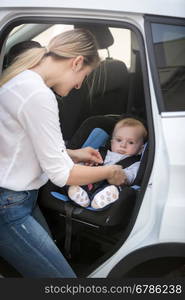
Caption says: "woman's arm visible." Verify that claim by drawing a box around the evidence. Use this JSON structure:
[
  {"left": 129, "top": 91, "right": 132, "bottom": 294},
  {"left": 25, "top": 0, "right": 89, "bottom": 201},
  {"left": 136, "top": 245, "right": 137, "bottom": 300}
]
[
  {"left": 67, "top": 147, "right": 103, "bottom": 164},
  {"left": 66, "top": 164, "right": 126, "bottom": 186}
]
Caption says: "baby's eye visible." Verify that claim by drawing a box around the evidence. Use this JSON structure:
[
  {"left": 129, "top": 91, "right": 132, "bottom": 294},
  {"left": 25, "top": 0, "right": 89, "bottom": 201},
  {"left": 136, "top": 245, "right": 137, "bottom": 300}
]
[
  {"left": 116, "top": 138, "right": 122, "bottom": 143},
  {"left": 129, "top": 141, "right": 134, "bottom": 145}
]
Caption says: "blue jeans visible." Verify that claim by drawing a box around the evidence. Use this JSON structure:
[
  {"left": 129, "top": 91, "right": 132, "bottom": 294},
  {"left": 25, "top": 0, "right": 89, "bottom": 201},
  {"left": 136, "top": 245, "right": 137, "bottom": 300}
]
[
  {"left": 82, "top": 128, "right": 109, "bottom": 149},
  {"left": 0, "top": 187, "right": 76, "bottom": 278}
]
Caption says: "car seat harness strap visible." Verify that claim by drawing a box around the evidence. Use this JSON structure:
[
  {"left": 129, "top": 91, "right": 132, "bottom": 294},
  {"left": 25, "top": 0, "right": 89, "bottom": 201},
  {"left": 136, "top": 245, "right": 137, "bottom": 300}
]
[{"left": 64, "top": 202, "right": 74, "bottom": 259}]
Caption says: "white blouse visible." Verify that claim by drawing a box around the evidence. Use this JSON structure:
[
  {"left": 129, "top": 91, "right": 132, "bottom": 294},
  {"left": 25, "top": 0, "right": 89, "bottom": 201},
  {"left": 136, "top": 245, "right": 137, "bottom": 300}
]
[{"left": 0, "top": 70, "right": 74, "bottom": 191}]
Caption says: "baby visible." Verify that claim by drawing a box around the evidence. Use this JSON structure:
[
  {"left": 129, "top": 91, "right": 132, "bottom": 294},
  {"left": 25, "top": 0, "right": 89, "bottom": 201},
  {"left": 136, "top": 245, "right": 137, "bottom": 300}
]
[{"left": 68, "top": 117, "right": 147, "bottom": 209}]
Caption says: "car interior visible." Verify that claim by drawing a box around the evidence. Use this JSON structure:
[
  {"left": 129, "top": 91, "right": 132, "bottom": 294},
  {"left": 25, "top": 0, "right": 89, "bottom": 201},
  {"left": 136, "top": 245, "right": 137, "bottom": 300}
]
[{"left": 0, "top": 20, "right": 151, "bottom": 277}]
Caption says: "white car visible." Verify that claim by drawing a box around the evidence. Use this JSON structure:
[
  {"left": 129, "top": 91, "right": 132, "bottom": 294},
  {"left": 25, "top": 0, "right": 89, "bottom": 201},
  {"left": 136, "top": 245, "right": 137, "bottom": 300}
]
[{"left": 0, "top": 0, "right": 185, "bottom": 278}]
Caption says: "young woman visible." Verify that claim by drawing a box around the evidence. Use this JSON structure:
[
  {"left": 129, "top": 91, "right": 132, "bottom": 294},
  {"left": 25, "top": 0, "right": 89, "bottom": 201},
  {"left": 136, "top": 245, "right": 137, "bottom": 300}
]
[{"left": 0, "top": 29, "right": 125, "bottom": 277}]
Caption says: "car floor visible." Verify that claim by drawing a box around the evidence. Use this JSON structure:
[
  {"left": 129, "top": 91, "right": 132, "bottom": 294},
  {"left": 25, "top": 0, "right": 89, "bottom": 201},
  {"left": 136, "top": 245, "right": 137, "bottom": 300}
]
[{"left": 55, "top": 223, "right": 124, "bottom": 277}]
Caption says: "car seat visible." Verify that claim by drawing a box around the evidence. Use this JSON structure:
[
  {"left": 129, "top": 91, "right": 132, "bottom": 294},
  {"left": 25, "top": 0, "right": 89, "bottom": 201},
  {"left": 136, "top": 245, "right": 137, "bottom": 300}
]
[
  {"left": 38, "top": 114, "right": 148, "bottom": 257},
  {"left": 57, "top": 24, "right": 129, "bottom": 141}
]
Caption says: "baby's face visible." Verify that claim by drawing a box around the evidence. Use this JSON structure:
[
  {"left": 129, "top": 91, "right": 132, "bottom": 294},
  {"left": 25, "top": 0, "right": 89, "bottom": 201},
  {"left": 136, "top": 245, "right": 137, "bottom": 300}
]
[{"left": 111, "top": 125, "right": 144, "bottom": 155}]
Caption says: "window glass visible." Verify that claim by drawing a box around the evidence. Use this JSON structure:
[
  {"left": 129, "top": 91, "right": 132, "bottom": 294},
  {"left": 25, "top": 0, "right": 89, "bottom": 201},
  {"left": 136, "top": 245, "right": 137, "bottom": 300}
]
[
  {"left": 34, "top": 26, "right": 131, "bottom": 69},
  {"left": 32, "top": 24, "right": 73, "bottom": 44},
  {"left": 99, "top": 28, "right": 131, "bottom": 68},
  {"left": 151, "top": 23, "right": 185, "bottom": 111}
]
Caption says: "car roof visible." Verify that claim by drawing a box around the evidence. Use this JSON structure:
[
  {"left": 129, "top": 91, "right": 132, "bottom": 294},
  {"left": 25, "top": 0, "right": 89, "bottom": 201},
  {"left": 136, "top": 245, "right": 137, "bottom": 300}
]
[{"left": 1, "top": 0, "right": 185, "bottom": 19}]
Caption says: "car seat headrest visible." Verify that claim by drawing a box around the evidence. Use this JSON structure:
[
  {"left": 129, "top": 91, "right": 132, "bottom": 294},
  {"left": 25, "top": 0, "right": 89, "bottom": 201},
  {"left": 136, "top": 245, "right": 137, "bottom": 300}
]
[
  {"left": 74, "top": 24, "right": 114, "bottom": 49},
  {"left": 87, "top": 59, "right": 128, "bottom": 94}
]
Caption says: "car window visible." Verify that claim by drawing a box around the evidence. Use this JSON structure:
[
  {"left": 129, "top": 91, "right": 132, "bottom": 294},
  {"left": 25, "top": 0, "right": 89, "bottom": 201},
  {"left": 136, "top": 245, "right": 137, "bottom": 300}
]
[
  {"left": 5, "top": 24, "right": 131, "bottom": 69},
  {"left": 151, "top": 22, "right": 185, "bottom": 112},
  {"left": 33, "top": 25, "right": 131, "bottom": 69},
  {"left": 32, "top": 24, "right": 73, "bottom": 45},
  {"left": 99, "top": 27, "right": 131, "bottom": 68}
]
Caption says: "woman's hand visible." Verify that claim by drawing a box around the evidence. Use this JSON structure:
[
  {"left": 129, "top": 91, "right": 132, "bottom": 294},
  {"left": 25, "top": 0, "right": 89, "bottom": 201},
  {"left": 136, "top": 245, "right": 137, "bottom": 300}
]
[
  {"left": 107, "top": 165, "right": 128, "bottom": 186},
  {"left": 67, "top": 147, "right": 103, "bottom": 165},
  {"left": 66, "top": 164, "right": 127, "bottom": 186}
]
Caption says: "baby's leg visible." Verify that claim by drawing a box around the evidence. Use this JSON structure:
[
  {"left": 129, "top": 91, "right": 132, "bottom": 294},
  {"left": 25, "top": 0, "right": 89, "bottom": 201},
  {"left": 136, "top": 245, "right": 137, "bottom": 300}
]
[
  {"left": 68, "top": 185, "right": 90, "bottom": 207},
  {"left": 91, "top": 185, "right": 119, "bottom": 209}
]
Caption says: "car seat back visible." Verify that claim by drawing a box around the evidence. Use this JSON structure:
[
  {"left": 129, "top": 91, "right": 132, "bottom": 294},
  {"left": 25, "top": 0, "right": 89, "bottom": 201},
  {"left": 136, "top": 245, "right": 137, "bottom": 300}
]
[
  {"left": 57, "top": 24, "right": 130, "bottom": 141},
  {"left": 87, "top": 58, "right": 129, "bottom": 116}
]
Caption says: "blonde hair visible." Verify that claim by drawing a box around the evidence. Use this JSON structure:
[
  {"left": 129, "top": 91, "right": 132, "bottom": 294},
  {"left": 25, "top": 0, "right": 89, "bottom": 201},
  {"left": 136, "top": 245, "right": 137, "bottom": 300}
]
[
  {"left": 113, "top": 117, "right": 148, "bottom": 142},
  {"left": 0, "top": 28, "right": 100, "bottom": 87}
]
